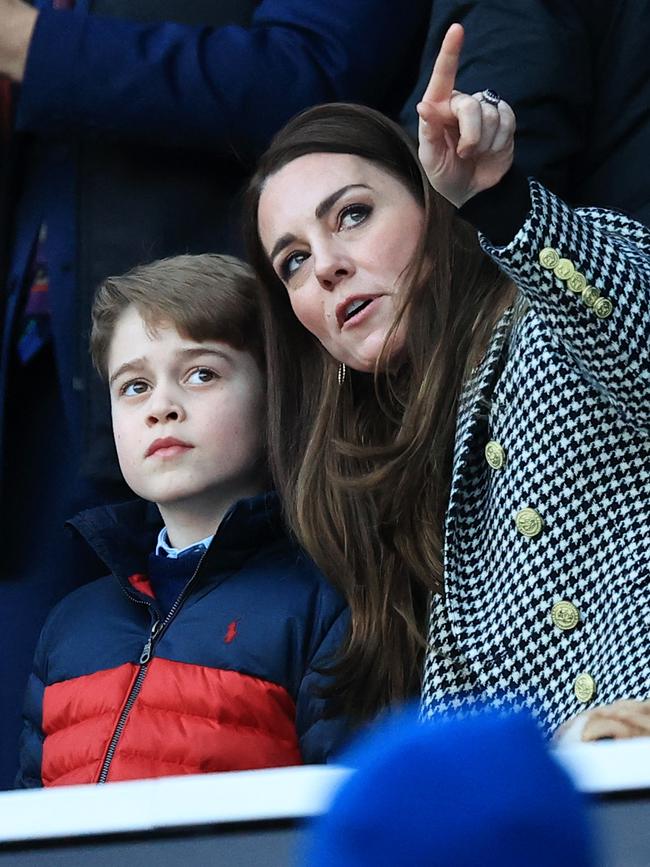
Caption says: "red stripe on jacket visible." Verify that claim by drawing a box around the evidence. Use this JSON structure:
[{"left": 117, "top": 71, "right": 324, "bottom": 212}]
[
  {"left": 42, "top": 658, "right": 302, "bottom": 786},
  {"left": 127, "top": 572, "right": 155, "bottom": 599}
]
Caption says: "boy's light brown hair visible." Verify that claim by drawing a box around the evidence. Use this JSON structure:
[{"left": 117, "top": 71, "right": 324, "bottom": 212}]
[{"left": 91, "top": 253, "right": 265, "bottom": 380}]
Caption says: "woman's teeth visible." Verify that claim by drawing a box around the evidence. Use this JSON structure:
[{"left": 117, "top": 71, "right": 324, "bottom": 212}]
[{"left": 344, "top": 298, "right": 372, "bottom": 321}]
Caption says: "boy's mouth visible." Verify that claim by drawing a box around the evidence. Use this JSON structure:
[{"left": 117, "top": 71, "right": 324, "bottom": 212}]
[{"left": 145, "top": 437, "right": 194, "bottom": 458}]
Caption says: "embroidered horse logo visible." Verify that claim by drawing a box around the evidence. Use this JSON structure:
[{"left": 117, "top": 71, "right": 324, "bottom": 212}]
[{"left": 224, "top": 619, "right": 240, "bottom": 644}]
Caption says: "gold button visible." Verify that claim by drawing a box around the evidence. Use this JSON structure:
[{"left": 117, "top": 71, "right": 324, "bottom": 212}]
[
  {"left": 485, "top": 440, "right": 506, "bottom": 470},
  {"left": 515, "top": 507, "right": 544, "bottom": 538},
  {"left": 574, "top": 673, "right": 596, "bottom": 703},
  {"left": 551, "top": 600, "right": 580, "bottom": 631},
  {"left": 593, "top": 297, "right": 613, "bottom": 319},
  {"left": 554, "top": 258, "right": 574, "bottom": 281},
  {"left": 581, "top": 285, "right": 600, "bottom": 308},
  {"left": 539, "top": 247, "right": 560, "bottom": 269},
  {"left": 567, "top": 271, "right": 587, "bottom": 293}
]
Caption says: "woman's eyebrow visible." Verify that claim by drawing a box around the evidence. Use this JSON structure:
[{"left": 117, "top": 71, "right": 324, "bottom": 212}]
[
  {"left": 270, "top": 183, "right": 372, "bottom": 263},
  {"left": 314, "top": 184, "right": 370, "bottom": 219},
  {"left": 271, "top": 232, "right": 296, "bottom": 262}
]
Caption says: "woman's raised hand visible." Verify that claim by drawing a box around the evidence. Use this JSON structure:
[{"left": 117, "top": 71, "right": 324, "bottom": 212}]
[{"left": 416, "top": 24, "right": 516, "bottom": 208}]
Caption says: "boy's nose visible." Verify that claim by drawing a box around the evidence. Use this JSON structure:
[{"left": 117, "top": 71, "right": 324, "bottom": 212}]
[{"left": 146, "top": 397, "right": 186, "bottom": 426}]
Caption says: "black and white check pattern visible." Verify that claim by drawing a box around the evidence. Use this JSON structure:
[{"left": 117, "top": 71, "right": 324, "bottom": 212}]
[{"left": 421, "top": 181, "right": 650, "bottom": 736}]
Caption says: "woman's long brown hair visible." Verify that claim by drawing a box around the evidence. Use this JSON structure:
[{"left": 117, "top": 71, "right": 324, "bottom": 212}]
[{"left": 244, "top": 104, "right": 512, "bottom": 722}]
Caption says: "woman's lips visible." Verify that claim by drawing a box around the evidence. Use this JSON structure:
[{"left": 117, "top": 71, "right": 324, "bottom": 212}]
[{"left": 338, "top": 295, "right": 382, "bottom": 330}]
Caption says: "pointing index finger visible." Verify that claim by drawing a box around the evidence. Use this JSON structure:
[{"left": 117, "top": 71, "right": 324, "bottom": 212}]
[{"left": 422, "top": 23, "right": 464, "bottom": 105}]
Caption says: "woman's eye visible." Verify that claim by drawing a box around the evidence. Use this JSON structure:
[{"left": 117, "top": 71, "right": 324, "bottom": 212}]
[
  {"left": 339, "top": 204, "right": 371, "bottom": 230},
  {"left": 281, "top": 250, "right": 309, "bottom": 281},
  {"left": 187, "top": 367, "right": 217, "bottom": 385},
  {"left": 121, "top": 380, "right": 149, "bottom": 396}
]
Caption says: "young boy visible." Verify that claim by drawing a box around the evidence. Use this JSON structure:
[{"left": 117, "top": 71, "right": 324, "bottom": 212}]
[{"left": 17, "top": 254, "right": 350, "bottom": 787}]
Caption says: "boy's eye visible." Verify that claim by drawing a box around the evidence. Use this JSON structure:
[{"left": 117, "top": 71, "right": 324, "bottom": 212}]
[
  {"left": 121, "top": 380, "right": 149, "bottom": 396},
  {"left": 186, "top": 367, "right": 217, "bottom": 385},
  {"left": 281, "top": 250, "right": 310, "bottom": 281},
  {"left": 339, "top": 204, "right": 371, "bottom": 230}
]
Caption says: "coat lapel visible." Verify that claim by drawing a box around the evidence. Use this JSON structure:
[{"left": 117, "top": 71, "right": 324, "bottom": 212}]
[{"left": 445, "top": 302, "right": 519, "bottom": 538}]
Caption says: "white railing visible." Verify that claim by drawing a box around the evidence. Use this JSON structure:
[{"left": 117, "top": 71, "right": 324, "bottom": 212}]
[{"left": 0, "top": 737, "right": 648, "bottom": 845}]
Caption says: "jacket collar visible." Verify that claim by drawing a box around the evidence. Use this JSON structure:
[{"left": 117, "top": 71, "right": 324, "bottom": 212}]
[{"left": 67, "top": 491, "right": 284, "bottom": 587}]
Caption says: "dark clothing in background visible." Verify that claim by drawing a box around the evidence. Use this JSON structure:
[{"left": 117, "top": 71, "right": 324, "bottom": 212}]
[
  {"left": 0, "top": 0, "right": 429, "bottom": 789},
  {"left": 8, "top": 0, "right": 429, "bottom": 491},
  {"left": 402, "top": 0, "right": 650, "bottom": 225}
]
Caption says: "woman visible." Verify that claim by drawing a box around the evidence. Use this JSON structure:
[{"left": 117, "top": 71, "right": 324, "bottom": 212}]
[{"left": 245, "top": 25, "right": 649, "bottom": 740}]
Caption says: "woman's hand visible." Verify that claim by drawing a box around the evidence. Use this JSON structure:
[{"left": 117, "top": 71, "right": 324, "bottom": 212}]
[
  {"left": 580, "top": 699, "right": 650, "bottom": 741},
  {"left": 556, "top": 699, "right": 650, "bottom": 744},
  {"left": 416, "top": 23, "right": 516, "bottom": 209}
]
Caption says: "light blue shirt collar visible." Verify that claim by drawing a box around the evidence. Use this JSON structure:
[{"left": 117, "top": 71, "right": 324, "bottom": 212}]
[{"left": 155, "top": 527, "right": 213, "bottom": 559}]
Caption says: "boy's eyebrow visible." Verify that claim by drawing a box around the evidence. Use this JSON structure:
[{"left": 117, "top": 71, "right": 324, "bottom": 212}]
[
  {"left": 270, "top": 183, "right": 371, "bottom": 262},
  {"left": 108, "top": 347, "right": 234, "bottom": 386},
  {"left": 109, "top": 357, "right": 146, "bottom": 387},
  {"left": 178, "top": 347, "right": 234, "bottom": 365}
]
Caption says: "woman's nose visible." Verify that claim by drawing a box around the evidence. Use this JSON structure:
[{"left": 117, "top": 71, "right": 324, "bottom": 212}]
[{"left": 313, "top": 244, "right": 355, "bottom": 290}]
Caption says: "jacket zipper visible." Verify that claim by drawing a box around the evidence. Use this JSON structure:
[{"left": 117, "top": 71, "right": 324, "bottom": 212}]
[
  {"left": 96, "top": 550, "right": 208, "bottom": 784},
  {"left": 97, "top": 618, "right": 160, "bottom": 784}
]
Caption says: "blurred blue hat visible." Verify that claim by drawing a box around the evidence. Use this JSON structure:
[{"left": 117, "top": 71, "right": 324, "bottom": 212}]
[{"left": 306, "top": 710, "right": 594, "bottom": 867}]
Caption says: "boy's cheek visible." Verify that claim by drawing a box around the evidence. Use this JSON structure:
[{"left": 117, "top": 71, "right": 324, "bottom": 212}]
[
  {"left": 110, "top": 404, "right": 124, "bottom": 444},
  {"left": 112, "top": 424, "right": 139, "bottom": 482}
]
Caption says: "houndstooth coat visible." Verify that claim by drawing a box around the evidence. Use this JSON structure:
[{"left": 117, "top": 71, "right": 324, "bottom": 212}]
[{"left": 421, "top": 180, "right": 650, "bottom": 736}]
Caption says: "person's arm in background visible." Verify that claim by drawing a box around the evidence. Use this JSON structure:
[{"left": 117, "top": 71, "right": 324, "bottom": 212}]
[
  {"left": 0, "top": 0, "right": 36, "bottom": 82},
  {"left": 0, "top": 77, "right": 16, "bottom": 328},
  {"left": 0, "top": 0, "right": 430, "bottom": 158},
  {"left": 401, "top": 0, "right": 594, "bottom": 203}
]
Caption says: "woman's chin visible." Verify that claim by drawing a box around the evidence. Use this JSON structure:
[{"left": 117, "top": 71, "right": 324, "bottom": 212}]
[
  {"left": 346, "top": 357, "right": 378, "bottom": 374},
  {"left": 339, "top": 333, "right": 407, "bottom": 375}
]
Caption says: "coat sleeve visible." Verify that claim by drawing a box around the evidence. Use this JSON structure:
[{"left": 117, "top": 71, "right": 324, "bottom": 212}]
[
  {"left": 479, "top": 178, "right": 650, "bottom": 434},
  {"left": 14, "top": 628, "right": 49, "bottom": 789},
  {"left": 16, "top": 0, "right": 429, "bottom": 157},
  {"left": 295, "top": 605, "right": 352, "bottom": 765}
]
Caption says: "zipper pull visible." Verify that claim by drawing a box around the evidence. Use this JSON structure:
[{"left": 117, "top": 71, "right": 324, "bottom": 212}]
[{"left": 139, "top": 619, "right": 160, "bottom": 665}]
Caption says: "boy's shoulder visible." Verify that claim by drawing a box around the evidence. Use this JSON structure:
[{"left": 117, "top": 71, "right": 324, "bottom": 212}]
[
  {"left": 42, "top": 572, "right": 127, "bottom": 633},
  {"left": 238, "top": 531, "right": 347, "bottom": 618},
  {"left": 201, "top": 491, "right": 346, "bottom": 606},
  {"left": 32, "top": 573, "right": 129, "bottom": 682}
]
